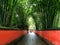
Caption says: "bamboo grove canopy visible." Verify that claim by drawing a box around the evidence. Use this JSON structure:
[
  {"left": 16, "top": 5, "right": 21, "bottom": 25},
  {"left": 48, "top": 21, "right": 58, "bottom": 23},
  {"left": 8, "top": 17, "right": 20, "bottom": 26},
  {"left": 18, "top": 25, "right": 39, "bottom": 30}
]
[{"left": 0, "top": 0, "right": 60, "bottom": 30}]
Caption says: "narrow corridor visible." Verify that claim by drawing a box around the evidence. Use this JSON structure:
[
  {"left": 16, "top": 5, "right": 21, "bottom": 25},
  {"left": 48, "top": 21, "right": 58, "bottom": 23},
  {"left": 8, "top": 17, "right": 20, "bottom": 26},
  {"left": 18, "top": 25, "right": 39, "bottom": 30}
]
[{"left": 16, "top": 32, "right": 53, "bottom": 45}]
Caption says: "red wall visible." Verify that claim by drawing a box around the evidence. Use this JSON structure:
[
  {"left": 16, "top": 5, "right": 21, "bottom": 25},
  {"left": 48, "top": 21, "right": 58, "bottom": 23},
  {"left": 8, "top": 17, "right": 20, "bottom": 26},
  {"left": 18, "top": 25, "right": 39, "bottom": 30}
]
[
  {"left": 1, "top": 30, "right": 60, "bottom": 45},
  {"left": 0, "top": 30, "right": 27, "bottom": 45},
  {"left": 36, "top": 30, "right": 60, "bottom": 45}
]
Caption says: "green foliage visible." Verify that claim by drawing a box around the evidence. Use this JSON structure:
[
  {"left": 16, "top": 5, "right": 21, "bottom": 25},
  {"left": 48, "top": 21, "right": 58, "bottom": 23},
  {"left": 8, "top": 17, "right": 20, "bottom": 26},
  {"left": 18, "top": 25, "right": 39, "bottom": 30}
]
[{"left": 0, "top": 0, "right": 60, "bottom": 30}]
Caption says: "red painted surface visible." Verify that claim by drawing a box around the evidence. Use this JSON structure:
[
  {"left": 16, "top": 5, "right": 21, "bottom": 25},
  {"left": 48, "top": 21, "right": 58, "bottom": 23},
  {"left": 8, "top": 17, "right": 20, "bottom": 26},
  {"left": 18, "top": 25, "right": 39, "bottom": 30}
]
[
  {"left": 0, "top": 30, "right": 27, "bottom": 45},
  {"left": 36, "top": 30, "right": 60, "bottom": 45}
]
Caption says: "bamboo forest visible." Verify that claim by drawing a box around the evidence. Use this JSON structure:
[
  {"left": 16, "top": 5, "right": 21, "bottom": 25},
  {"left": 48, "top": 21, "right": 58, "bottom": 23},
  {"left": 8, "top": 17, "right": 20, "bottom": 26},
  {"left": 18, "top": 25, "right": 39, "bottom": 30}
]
[{"left": 0, "top": 0, "right": 60, "bottom": 30}]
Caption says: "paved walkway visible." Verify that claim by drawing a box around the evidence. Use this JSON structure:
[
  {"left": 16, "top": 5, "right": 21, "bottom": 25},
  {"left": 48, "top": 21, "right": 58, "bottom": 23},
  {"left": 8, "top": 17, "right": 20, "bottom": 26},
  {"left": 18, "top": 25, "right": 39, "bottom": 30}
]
[{"left": 16, "top": 32, "right": 53, "bottom": 45}]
